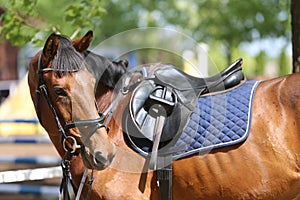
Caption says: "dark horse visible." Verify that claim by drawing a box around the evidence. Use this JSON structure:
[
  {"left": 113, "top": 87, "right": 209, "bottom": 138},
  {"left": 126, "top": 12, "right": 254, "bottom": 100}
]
[{"left": 28, "top": 31, "right": 300, "bottom": 199}]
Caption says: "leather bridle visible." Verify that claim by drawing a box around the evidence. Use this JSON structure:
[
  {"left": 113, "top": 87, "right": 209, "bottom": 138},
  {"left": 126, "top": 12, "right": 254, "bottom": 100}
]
[
  {"left": 36, "top": 52, "right": 110, "bottom": 199},
  {"left": 35, "top": 51, "right": 124, "bottom": 199},
  {"left": 35, "top": 53, "right": 107, "bottom": 153}
]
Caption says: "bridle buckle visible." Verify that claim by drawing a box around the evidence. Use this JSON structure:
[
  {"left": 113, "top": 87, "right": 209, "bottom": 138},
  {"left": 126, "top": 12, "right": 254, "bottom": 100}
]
[{"left": 63, "top": 136, "right": 81, "bottom": 153}]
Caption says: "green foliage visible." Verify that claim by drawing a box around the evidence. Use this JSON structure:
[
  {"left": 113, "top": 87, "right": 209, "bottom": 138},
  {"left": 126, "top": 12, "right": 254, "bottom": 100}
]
[
  {"left": 278, "top": 48, "right": 291, "bottom": 75},
  {"left": 99, "top": 0, "right": 290, "bottom": 43},
  {"left": 97, "top": 0, "right": 290, "bottom": 65},
  {"left": 0, "top": 0, "right": 39, "bottom": 45},
  {"left": 255, "top": 51, "right": 267, "bottom": 75},
  {"left": 64, "top": 0, "right": 107, "bottom": 37},
  {"left": 0, "top": 0, "right": 108, "bottom": 46}
]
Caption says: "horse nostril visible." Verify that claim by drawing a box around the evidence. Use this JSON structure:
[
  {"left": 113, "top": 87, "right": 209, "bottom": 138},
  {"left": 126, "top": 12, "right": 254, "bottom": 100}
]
[{"left": 94, "top": 151, "right": 106, "bottom": 165}]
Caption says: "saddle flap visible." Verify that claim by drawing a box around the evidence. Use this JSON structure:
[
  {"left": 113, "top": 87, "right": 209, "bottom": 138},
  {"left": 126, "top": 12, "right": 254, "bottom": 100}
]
[{"left": 129, "top": 79, "right": 189, "bottom": 143}]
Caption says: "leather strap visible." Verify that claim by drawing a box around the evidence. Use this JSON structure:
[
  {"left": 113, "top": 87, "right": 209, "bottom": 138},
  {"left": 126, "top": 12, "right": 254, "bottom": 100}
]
[
  {"left": 75, "top": 169, "right": 89, "bottom": 200},
  {"left": 157, "top": 156, "right": 172, "bottom": 200},
  {"left": 59, "top": 152, "right": 75, "bottom": 200},
  {"left": 149, "top": 113, "right": 165, "bottom": 170},
  {"left": 86, "top": 169, "right": 94, "bottom": 199}
]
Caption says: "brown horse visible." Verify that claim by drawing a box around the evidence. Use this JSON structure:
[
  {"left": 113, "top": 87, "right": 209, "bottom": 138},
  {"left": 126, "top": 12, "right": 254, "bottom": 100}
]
[{"left": 28, "top": 31, "right": 300, "bottom": 200}]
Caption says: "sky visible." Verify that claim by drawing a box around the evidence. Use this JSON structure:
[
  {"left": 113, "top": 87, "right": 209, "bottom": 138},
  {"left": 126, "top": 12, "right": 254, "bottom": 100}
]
[{"left": 240, "top": 37, "right": 292, "bottom": 57}]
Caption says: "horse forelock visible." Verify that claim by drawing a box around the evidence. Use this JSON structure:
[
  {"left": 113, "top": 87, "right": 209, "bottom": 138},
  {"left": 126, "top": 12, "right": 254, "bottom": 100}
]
[{"left": 51, "top": 35, "right": 85, "bottom": 73}]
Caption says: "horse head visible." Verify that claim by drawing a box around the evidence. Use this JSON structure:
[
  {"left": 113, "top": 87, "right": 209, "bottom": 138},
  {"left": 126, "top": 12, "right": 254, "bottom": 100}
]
[
  {"left": 28, "top": 32, "right": 116, "bottom": 170},
  {"left": 73, "top": 31, "right": 128, "bottom": 116}
]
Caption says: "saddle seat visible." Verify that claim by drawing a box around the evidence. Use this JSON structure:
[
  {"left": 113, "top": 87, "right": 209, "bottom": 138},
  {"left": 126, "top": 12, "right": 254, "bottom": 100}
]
[
  {"left": 123, "top": 58, "right": 245, "bottom": 155},
  {"left": 154, "top": 58, "right": 244, "bottom": 95}
]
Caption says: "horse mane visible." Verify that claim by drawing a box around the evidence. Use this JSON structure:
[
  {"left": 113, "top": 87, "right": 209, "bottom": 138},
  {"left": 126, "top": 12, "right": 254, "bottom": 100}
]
[
  {"left": 48, "top": 34, "right": 127, "bottom": 88},
  {"left": 51, "top": 35, "right": 85, "bottom": 72},
  {"left": 83, "top": 50, "right": 128, "bottom": 88}
]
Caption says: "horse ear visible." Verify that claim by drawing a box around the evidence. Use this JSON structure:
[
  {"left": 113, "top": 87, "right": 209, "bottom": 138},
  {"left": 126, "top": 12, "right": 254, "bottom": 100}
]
[
  {"left": 73, "top": 30, "right": 93, "bottom": 53},
  {"left": 41, "top": 33, "right": 60, "bottom": 69}
]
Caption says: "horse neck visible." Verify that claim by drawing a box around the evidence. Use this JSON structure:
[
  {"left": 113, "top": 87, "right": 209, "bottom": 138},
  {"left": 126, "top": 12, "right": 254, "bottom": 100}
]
[
  {"left": 95, "top": 83, "right": 115, "bottom": 112},
  {"left": 95, "top": 83, "right": 132, "bottom": 150}
]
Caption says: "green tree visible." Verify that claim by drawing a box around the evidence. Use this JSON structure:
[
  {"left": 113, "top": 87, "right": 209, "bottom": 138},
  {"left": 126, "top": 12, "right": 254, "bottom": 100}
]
[
  {"left": 0, "top": 0, "right": 107, "bottom": 46},
  {"left": 291, "top": 0, "right": 300, "bottom": 72},
  {"left": 0, "top": 0, "right": 291, "bottom": 67},
  {"left": 278, "top": 48, "right": 290, "bottom": 75},
  {"left": 99, "top": 0, "right": 290, "bottom": 65},
  {"left": 255, "top": 51, "right": 267, "bottom": 75}
]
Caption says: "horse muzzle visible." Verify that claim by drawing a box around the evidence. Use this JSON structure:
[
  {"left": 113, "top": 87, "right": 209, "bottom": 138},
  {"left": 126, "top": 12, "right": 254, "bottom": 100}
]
[{"left": 81, "top": 144, "right": 116, "bottom": 170}]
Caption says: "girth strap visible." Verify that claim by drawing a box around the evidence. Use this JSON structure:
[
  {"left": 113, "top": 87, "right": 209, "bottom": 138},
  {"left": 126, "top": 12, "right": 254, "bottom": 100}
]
[{"left": 157, "top": 156, "right": 172, "bottom": 200}]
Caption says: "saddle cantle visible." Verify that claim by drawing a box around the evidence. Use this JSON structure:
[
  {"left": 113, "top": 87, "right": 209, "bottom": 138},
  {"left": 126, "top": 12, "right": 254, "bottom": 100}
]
[
  {"left": 122, "top": 58, "right": 245, "bottom": 154},
  {"left": 154, "top": 58, "right": 244, "bottom": 97}
]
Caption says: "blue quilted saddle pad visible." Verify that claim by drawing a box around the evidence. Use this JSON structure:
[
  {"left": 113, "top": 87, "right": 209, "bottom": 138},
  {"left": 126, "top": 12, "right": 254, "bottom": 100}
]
[{"left": 168, "top": 80, "right": 260, "bottom": 160}]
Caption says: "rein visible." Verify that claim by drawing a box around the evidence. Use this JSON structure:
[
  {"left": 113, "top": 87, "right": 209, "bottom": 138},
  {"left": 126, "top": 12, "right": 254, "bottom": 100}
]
[{"left": 35, "top": 53, "right": 107, "bottom": 199}]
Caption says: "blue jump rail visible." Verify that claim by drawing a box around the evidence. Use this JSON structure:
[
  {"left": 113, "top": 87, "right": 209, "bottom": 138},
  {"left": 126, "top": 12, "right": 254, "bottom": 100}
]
[
  {"left": 0, "top": 137, "right": 51, "bottom": 144},
  {"left": 0, "top": 156, "right": 61, "bottom": 165},
  {"left": 0, "top": 119, "right": 39, "bottom": 123},
  {"left": 0, "top": 184, "right": 59, "bottom": 196}
]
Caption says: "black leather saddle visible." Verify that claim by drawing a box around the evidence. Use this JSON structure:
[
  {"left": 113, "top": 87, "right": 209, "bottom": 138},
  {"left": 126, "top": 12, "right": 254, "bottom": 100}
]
[{"left": 123, "top": 58, "right": 245, "bottom": 154}]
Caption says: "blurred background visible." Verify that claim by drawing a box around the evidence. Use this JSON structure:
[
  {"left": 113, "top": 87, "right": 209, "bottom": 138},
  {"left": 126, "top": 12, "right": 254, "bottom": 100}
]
[{"left": 0, "top": 0, "right": 298, "bottom": 199}]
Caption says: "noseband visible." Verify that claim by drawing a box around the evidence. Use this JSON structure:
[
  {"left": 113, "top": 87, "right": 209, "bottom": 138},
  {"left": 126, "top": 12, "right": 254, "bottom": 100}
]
[{"left": 35, "top": 53, "right": 106, "bottom": 153}]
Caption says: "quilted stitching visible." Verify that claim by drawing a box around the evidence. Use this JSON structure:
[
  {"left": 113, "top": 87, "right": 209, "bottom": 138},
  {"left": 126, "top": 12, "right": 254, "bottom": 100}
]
[{"left": 172, "top": 80, "right": 260, "bottom": 160}]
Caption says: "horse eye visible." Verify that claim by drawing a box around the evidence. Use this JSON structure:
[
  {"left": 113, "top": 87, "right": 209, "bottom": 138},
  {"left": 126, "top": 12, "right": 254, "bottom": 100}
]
[{"left": 54, "top": 88, "right": 68, "bottom": 97}]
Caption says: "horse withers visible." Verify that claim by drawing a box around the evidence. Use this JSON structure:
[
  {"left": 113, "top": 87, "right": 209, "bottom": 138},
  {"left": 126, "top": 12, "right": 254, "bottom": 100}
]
[{"left": 28, "top": 31, "right": 300, "bottom": 200}]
